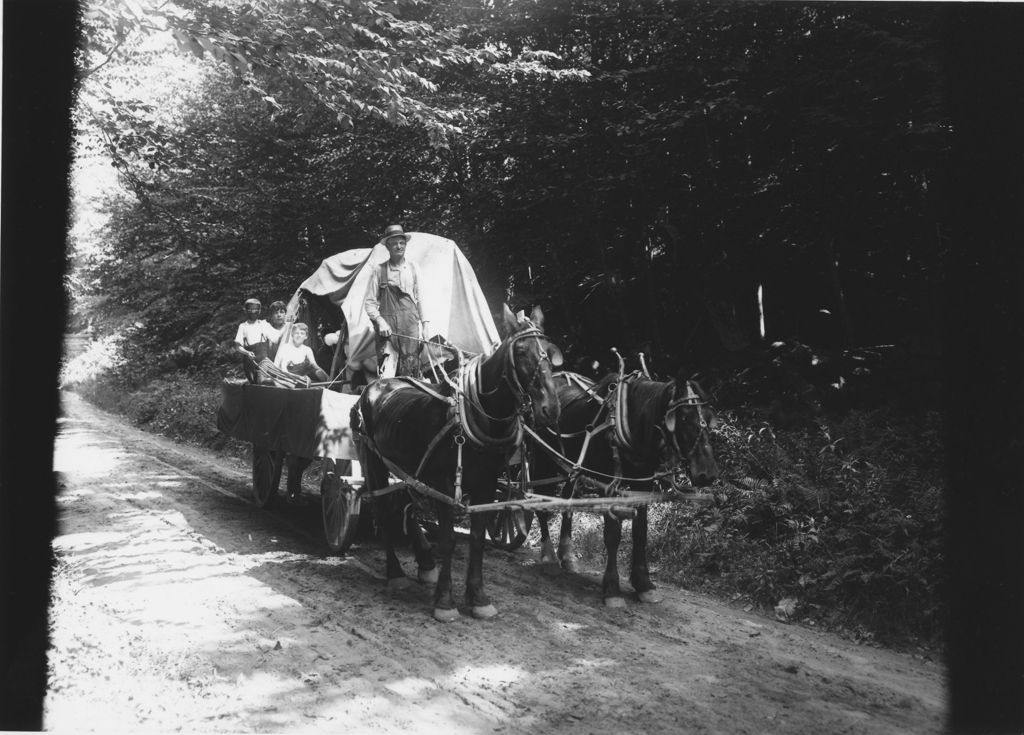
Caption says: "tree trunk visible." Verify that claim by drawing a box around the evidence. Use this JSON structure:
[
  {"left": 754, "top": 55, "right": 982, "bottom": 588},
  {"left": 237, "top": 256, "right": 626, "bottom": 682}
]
[{"left": 826, "top": 238, "right": 854, "bottom": 347}]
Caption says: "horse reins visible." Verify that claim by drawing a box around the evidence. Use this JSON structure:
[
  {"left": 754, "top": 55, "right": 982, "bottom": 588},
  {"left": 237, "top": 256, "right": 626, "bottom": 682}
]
[
  {"left": 357, "top": 323, "right": 557, "bottom": 507},
  {"left": 524, "top": 374, "right": 711, "bottom": 493},
  {"left": 461, "top": 325, "right": 556, "bottom": 429}
]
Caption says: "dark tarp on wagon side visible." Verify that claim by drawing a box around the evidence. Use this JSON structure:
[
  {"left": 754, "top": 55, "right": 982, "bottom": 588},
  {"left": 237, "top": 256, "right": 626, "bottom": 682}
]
[{"left": 217, "top": 381, "right": 361, "bottom": 460}]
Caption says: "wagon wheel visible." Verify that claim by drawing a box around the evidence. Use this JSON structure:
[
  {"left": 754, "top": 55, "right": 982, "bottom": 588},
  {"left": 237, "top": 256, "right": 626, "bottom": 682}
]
[
  {"left": 321, "top": 459, "right": 361, "bottom": 554},
  {"left": 486, "top": 477, "right": 534, "bottom": 550},
  {"left": 252, "top": 446, "right": 283, "bottom": 509}
]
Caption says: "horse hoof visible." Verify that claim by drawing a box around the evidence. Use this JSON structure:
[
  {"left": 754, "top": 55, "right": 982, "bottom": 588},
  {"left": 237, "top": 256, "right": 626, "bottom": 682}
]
[
  {"left": 604, "top": 596, "right": 627, "bottom": 609},
  {"left": 433, "top": 607, "right": 460, "bottom": 623},
  {"left": 471, "top": 604, "right": 498, "bottom": 619},
  {"left": 387, "top": 577, "right": 411, "bottom": 592},
  {"left": 418, "top": 567, "right": 439, "bottom": 585},
  {"left": 638, "top": 590, "right": 663, "bottom": 604},
  {"left": 539, "top": 542, "right": 557, "bottom": 565}
]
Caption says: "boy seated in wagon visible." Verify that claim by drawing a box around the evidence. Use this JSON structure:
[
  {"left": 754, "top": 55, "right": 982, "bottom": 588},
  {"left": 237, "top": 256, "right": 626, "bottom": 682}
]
[
  {"left": 274, "top": 321, "right": 329, "bottom": 385},
  {"left": 266, "top": 300, "right": 289, "bottom": 360},
  {"left": 232, "top": 298, "right": 281, "bottom": 384}
]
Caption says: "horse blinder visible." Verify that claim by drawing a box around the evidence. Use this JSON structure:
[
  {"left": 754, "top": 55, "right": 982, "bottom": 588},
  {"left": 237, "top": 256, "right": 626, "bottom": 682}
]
[
  {"left": 662, "top": 382, "right": 714, "bottom": 461},
  {"left": 543, "top": 340, "right": 564, "bottom": 368},
  {"left": 509, "top": 329, "right": 560, "bottom": 392}
]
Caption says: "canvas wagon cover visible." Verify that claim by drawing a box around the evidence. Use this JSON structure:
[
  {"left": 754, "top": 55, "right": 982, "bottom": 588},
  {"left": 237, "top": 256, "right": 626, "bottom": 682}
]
[{"left": 291, "top": 232, "right": 500, "bottom": 373}]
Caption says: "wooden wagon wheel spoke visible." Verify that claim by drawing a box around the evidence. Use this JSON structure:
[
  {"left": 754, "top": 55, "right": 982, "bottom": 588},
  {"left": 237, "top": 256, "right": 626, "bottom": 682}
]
[
  {"left": 252, "top": 446, "right": 282, "bottom": 509},
  {"left": 486, "top": 471, "right": 533, "bottom": 550},
  {"left": 321, "top": 459, "right": 361, "bottom": 554}
]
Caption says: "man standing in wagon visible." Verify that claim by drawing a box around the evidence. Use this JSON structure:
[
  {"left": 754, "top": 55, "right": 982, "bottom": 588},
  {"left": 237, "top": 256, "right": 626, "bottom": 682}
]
[{"left": 364, "top": 224, "right": 430, "bottom": 378}]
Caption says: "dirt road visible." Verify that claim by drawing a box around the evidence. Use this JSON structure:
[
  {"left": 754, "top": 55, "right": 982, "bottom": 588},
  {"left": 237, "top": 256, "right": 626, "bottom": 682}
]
[{"left": 46, "top": 392, "right": 946, "bottom": 733}]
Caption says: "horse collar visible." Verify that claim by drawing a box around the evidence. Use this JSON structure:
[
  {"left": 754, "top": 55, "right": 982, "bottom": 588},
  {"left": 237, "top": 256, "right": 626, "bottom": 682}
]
[
  {"left": 612, "top": 379, "right": 634, "bottom": 452},
  {"left": 457, "top": 354, "right": 524, "bottom": 448}
]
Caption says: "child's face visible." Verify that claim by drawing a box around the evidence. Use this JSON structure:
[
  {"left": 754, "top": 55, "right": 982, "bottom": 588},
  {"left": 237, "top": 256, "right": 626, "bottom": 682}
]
[
  {"left": 291, "top": 328, "right": 308, "bottom": 346},
  {"left": 270, "top": 308, "right": 287, "bottom": 328},
  {"left": 244, "top": 304, "right": 261, "bottom": 321}
]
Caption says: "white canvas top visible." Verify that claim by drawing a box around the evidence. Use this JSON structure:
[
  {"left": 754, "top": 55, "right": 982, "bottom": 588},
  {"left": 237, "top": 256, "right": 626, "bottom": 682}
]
[{"left": 289, "top": 232, "right": 500, "bottom": 374}]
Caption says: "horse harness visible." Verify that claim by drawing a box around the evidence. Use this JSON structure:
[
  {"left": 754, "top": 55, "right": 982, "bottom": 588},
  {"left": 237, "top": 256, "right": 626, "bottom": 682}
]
[
  {"left": 524, "top": 371, "right": 707, "bottom": 492},
  {"left": 357, "top": 325, "right": 556, "bottom": 508}
]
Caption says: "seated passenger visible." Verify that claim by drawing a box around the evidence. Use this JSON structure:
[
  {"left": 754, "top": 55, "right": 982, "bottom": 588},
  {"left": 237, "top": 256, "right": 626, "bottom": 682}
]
[
  {"left": 266, "top": 300, "right": 288, "bottom": 360},
  {"left": 274, "top": 322, "right": 329, "bottom": 385},
  {"left": 233, "top": 298, "right": 278, "bottom": 383}
]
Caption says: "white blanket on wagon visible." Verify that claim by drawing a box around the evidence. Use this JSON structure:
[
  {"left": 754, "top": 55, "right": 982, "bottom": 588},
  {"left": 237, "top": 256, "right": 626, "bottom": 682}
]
[{"left": 317, "top": 390, "right": 361, "bottom": 461}]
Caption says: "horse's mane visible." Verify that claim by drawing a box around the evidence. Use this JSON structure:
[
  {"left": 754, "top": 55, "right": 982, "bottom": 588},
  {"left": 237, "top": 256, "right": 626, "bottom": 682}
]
[
  {"left": 624, "top": 376, "right": 675, "bottom": 422},
  {"left": 595, "top": 372, "right": 674, "bottom": 408},
  {"left": 619, "top": 376, "right": 676, "bottom": 466},
  {"left": 628, "top": 376, "right": 674, "bottom": 407}
]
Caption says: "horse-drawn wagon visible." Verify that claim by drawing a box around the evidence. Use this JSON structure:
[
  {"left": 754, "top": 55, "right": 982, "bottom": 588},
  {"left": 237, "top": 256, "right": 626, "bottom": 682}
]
[
  {"left": 217, "top": 232, "right": 720, "bottom": 616},
  {"left": 216, "top": 232, "right": 507, "bottom": 553}
]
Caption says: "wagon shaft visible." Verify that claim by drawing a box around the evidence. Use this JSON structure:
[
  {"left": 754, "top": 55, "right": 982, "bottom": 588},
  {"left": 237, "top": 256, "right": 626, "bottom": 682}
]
[{"left": 475, "top": 490, "right": 713, "bottom": 514}]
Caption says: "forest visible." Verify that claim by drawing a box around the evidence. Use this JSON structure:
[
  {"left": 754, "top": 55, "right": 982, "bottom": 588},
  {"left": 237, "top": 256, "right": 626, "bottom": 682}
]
[{"left": 63, "top": 0, "right": 954, "bottom": 649}]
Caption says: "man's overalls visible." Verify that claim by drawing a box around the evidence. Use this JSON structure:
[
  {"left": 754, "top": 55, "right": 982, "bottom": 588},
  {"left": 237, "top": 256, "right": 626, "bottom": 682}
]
[
  {"left": 244, "top": 335, "right": 272, "bottom": 384},
  {"left": 375, "top": 262, "right": 423, "bottom": 379}
]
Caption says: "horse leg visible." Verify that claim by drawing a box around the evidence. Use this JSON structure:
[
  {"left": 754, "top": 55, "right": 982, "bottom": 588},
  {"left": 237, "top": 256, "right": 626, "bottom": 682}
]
[
  {"left": 602, "top": 513, "right": 626, "bottom": 607},
  {"left": 380, "top": 496, "right": 412, "bottom": 592},
  {"left": 630, "top": 505, "right": 661, "bottom": 603},
  {"left": 409, "top": 517, "right": 438, "bottom": 585},
  {"left": 557, "top": 479, "right": 577, "bottom": 571},
  {"left": 466, "top": 508, "right": 497, "bottom": 619},
  {"left": 536, "top": 510, "right": 558, "bottom": 565},
  {"left": 432, "top": 504, "right": 459, "bottom": 622},
  {"left": 360, "top": 454, "right": 408, "bottom": 592},
  {"left": 557, "top": 511, "right": 577, "bottom": 572}
]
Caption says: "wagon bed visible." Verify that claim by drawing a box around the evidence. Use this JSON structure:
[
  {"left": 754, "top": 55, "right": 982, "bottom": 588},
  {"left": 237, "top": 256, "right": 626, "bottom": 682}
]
[
  {"left": 216, "top": 380, "right": 360, "bottom": 464},
  {"left": 217, "top": 378, "right": 714, "bottom": 553}
]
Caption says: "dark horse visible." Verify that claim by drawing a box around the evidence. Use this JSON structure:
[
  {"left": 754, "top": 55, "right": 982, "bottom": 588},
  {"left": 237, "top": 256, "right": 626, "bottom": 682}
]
[
  {"left": 352, "top": 305, "right": 561, "bottom": 621},
  {"left": 529, "top": 370, "right": 719, "bottom": 606}
]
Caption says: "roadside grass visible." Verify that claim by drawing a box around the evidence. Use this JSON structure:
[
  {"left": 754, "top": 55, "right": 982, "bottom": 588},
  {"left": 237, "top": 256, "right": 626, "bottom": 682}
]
[
  {"left": 61, "top": 337, "right": 945, "bottom": 651},
  {"left": 557, "top": 405, "right": 945, "bottom": 651},
  {"left": 61, "top": 334, "right": 251, "bottom": 462}
]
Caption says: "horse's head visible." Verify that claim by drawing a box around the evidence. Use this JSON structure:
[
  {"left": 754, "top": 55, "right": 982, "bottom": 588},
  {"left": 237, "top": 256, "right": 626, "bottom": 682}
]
[
  {"left": 662, "top": 379, "right": 719, "bottom": 487},
  {"left": 500, "top": 304, "right": 562, "bottom": 429}
]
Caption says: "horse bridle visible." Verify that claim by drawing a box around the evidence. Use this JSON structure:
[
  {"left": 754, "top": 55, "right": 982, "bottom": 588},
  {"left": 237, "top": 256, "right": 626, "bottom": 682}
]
[
  {"left": 660, "top": 383, "right": 711, "bottom": 468},
  {"left": 457, "top": 324, "right": 558, "bottom": 451},
  {"left": 505, "top": 327, "right": 558, "bottom": 402},
  {"left": 473, "top": 325, "right": 557, "bottom": 418}
]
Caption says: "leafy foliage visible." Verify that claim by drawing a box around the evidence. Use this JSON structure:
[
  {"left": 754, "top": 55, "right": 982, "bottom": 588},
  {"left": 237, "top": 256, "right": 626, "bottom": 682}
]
[
  {"left": 74, "top": 1, "right": 950, "bottom": 370},
  {"left": 647, "top": 385, "right": 945, "bottom": 647},
  {"left": 68, "top": 0, "right": 952, "bottom": 650}
]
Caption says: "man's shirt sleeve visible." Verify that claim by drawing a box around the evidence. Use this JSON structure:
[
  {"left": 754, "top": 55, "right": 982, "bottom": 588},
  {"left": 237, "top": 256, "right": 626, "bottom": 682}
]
[{"left": 365, "top": 265, "right": 382, "bottom": 322}]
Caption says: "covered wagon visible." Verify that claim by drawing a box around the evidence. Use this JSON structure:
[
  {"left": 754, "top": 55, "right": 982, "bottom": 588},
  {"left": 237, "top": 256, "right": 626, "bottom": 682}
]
[{"left": 217, "top": 233, "right": 501, "bottom": 552}]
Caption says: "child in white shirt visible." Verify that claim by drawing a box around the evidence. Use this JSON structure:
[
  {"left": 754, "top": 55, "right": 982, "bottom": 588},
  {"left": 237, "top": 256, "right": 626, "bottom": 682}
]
[
  {"left": 274, "top": 322, "right": 329, "bottom": 384},
  {"left": 233, "top": 298, "right": 278, "bottom": 383}
]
